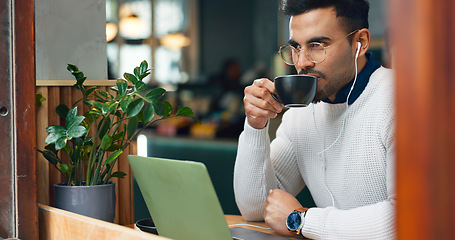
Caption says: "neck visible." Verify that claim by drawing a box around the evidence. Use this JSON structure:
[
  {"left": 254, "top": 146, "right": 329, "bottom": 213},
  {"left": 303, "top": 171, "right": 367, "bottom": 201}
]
[
  {"left": 327, "top": 55, "right": 368, "bottom": 102},
  {"left": 356, "top": 55, "right": 368, "bottom": 74}
]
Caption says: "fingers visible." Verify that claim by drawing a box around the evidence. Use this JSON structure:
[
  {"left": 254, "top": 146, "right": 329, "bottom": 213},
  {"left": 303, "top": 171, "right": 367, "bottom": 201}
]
[
  {"left": 251, "top": 78, "right": 282, "bottom": 111},
  {"left": 243, "top": 78, "right": 283, "bottom": 128}
]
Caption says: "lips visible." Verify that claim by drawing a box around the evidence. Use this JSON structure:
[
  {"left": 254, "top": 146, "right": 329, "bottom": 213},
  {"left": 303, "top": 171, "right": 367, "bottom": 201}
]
[{"left": 303, "top": 74, "right": 319, "bottom": 80}]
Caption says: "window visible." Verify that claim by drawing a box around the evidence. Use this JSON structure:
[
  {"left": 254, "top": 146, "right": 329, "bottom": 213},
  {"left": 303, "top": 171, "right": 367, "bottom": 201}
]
[{"left": 106, "top": 0, "right": 196, "bottom": 85}]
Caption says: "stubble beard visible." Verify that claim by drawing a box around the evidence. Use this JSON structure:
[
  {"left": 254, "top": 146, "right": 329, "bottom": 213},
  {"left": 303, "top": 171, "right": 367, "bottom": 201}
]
[{"left": 301, "top": 68, "right": 354, "bottom": 104}]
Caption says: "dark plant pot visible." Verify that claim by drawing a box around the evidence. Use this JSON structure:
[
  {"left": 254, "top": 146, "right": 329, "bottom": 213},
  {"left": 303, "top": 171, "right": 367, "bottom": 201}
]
[{"left": 54, "top": 181, "right": 116, "bottom": 222}]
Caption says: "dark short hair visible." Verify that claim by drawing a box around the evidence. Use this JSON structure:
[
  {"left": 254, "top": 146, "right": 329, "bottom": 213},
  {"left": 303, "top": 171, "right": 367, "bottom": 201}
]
[{"left": 281, "top": 0, "right": 369, "bottom": 34}]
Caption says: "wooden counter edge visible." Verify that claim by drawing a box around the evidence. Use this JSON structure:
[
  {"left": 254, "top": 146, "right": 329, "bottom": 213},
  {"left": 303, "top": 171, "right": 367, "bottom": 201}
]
[
  {"left": 224, "top": 215, "right": 301, "bottom": 239},
  {"left": 38, "top": 204, "right": 169, "bottom": 240}
]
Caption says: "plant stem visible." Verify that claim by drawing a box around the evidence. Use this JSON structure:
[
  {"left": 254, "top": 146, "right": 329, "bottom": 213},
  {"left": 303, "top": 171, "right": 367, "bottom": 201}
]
[
  {"left": 86, "top": 114, "right": 99, "bottom": 185},
  {"left": 122, "top": 116, "right": 169, "bottom": 151}
]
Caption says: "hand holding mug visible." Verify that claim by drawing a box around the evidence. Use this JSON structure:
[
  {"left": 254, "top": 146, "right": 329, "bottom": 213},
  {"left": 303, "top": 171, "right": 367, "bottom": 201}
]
[{"left": 243, "top": 78, "right": 283, "bottom": 129}]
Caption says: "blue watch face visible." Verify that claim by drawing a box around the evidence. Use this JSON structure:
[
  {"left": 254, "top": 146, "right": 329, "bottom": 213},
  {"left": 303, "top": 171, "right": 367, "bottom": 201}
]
[{"left": 286, "top": 211, "right": 302, "bottom": 231}]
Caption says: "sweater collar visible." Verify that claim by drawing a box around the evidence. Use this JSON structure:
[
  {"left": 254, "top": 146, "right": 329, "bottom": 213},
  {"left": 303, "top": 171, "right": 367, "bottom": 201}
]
[{"left": 322, "top": 52, "right": 381, "bottom": 105}]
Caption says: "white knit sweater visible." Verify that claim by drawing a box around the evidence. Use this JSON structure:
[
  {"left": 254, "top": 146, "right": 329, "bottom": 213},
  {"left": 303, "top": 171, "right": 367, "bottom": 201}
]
[{"left": 234, "top": 67, "right": 396, "bottom": 239}]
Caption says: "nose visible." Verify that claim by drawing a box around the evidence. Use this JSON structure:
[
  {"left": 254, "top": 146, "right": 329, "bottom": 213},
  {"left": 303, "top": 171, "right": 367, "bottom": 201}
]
[{"left": 295, "top": 51, "right": 315, "bottom": 71}]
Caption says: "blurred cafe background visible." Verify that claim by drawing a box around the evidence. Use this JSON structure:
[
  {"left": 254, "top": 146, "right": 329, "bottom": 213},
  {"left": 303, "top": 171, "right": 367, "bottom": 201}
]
[{"left": 36, "top": 0, "right": 388, "bottom": 141}]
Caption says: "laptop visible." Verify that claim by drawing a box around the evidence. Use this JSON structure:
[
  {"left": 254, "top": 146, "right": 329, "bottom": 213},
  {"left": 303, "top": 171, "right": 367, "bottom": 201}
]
[{"left": 128, "top": 155, "right": 293, "bottom": 240}]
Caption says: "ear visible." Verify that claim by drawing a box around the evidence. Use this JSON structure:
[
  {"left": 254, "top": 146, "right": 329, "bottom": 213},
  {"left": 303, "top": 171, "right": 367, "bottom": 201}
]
[{"left": 356, "top": 28, "right": 371, "bottom": 57}]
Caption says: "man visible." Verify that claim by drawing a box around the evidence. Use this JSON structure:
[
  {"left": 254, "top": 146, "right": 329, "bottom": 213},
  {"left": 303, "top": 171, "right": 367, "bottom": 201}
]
[{"left": 233, "top": 0, "right": 395, "bottom": 239}]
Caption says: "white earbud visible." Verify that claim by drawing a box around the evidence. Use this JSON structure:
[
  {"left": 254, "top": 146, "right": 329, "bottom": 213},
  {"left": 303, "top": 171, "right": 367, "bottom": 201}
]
[{"left": 355, "top": 42, "right": 361, "bottom": 59}]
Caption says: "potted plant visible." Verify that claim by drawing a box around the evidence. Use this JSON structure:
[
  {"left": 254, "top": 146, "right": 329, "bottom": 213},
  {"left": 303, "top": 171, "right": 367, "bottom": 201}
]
[{"left": 37, "top": 60, "right": 194, "bottom": 222}]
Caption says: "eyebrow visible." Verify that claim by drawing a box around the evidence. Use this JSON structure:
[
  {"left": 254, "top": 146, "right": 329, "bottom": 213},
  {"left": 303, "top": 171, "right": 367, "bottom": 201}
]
[{"left": 288, "top": 36, "right": 332, "bottom": 46}]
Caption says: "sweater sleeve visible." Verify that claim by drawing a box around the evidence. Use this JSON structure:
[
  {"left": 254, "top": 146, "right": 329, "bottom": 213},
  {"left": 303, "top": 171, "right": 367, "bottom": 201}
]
[
  {"left": 233, "top": 120, "right": 274, "bottom": 221},
  {"left": 234, "top": 113, "right": 305, "bottom": 221},
  {"left": 302, "top": 199, "right": 395, "bottom": 239}
]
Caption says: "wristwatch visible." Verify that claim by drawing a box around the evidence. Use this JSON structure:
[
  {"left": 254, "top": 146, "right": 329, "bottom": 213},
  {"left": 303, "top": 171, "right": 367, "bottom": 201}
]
[{"left": 286, "top": 208, "right": 307, "bottom": 235}]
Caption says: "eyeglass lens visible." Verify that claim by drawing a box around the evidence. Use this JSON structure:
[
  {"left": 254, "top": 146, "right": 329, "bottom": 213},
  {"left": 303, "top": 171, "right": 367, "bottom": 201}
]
[{"left": 280, "top": 43, "right": 326, "bottom": 65}]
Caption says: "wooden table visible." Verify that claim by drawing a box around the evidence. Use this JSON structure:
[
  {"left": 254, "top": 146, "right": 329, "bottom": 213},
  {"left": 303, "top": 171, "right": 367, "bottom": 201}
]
[
  {"left": 225, "top": 214, "right": 275, "bottom": 235},
  {"left": 131, "top": 214, "right": 300, "bottom": 239},
  {"left": 225, "top": 215, "right": 301, "bottom": 239},
  {"left": 129, "top": 215, "right": 276, "bottom": 235},
  {"left": 38, "top": 204, "right": 301, "bottom": 240}
]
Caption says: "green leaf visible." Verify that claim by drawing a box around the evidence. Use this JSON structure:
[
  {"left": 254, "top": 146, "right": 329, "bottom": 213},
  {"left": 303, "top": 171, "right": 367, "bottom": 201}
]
[
  {"left": 60, "top": 163, "right": 71, "bottom": 173},
  {"left": 55, "top": 136, "right": 68, "bottom": 150},
  {"left": 73, "top": 137, "right": 84, "bottom": 146},
  {"left": 84, "top": 99, "right": 103, "bottom": 110},
  {"left": 124, "top": 73, "right": 138, "bottom": 84},
  {"left": 102, "top": 101, "right": 118, "bottom": 114},
  {"left": 66, "top": 106, "right": 78, "bottom": 119},
  {"left": 134, "top": 81, "right": 147, "bottom": 92},
  {"left": 75, "top": 76, "right": 87, "bottom": 86},
  {"left": 85, "top": 86, "right": 97, "bottom": 97},
  {"left": 72, "top": 71, "right": 84, "bottom": 80},
  {"left": 139, "top": 60, "right": 148, "bottom": 75},
  {"left": 116, "top": 79, "right": 128, "bottom": 96},
  {"left": 103, "top": 150, "right": 123, "bottom": 166},
  {"left": 176, "top": 106, "right": 194, "bottom": 117},
  {"left": 110, "top": 171, "right": 127, "bottom": 179},
  {"left": 44, "top": 144, "right": 58, "bottom": 155},
  {"left": 142, "top": 103, "right": 155, "bottom": 123},
  {"left": 83, "top": 137, "right": 94, "bottom": 144},
  {"left": 36, "top": 92, "right": 46, "bottom": 108},
  {"left": 163, "top": 100, "right": 172, "bottom": 117},
  {"left": 65, "top": 107, "right": 85, "bottom": 131},
  {"left": 112, "top": 131, "right": 125, "bottom": 142},
  {"left": 98, "top": 117, "right": 112, "bottom": 139},
  {"left": 67, "top": 64, "right": 79, "bottom": 73},
  {"left": 106, "top": 143, "right": 122, "bottom": 151},
  {"left": 126, "top": 98, "right": 144, "bottom": 118},
  {"left": 56, "top": 104, "right": 70, "bottom": 119},
  {"left": 45, "top": 132, "right": 65, "bottom": 144},
  {"left": 134, "top": 67, "right": 140, "bottom": 79},
  {"left": 145, "top": 88, "right": 166, "bottom": 101},
  {"left": 120, "top": 96, "right": 133, "bottom": 112},
  {"left": 139, "top": 71, "right": 151, "bottom": 80},
  {"left": 37, "top": 149, "right": 60, "bottom": 166},
  {"left": 67, "top": 126, "right": 87, "bottom": 139},
  {"left": 96, "top": 89, "right": 113, "bottom": 100},
  {"left": 66, "top": 115, "right": 85, "bottom": 132},
  {"left": 46, "top": 125, "right": 66, "bottom": 134},
  {"left": 152, "top": 101, "right": 165, "bottom": 116},
  {"left": 100, "top": 134, "right": 113, "bottom": 150},
  {"left": 127, "top": 115, "right": 139, "bottom": 139}
]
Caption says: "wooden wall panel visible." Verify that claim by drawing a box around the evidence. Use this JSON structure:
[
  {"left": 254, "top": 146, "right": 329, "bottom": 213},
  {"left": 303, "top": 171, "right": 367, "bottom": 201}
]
[
  {"left": 36, "top": 81, "right": 136, "bottom": 225},
  {"left": 48, "top": 87, "right": 62, "bottom": 206},
  {"left": 390, "top": 0, "right": 455, "bottom": 239},
  {"left": 37, "top": 86, "right": 50, "bottom": 205}
]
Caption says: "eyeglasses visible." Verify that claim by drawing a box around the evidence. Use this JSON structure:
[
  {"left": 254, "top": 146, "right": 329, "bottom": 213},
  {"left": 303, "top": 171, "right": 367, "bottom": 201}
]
[{"left": 278, "top": 30, "right": 359, "bottom": 65}]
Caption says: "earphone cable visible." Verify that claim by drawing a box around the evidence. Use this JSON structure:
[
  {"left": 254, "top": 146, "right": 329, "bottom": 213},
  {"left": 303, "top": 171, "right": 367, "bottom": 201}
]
[{"left": 314, "top": 43, "right": 361, "bottom": 207}]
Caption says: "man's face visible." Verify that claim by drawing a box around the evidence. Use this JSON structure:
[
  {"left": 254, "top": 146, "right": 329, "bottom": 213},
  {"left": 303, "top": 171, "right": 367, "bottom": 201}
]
[{"left": 289, "top": 7, "right": 357, "bottom": 102}]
